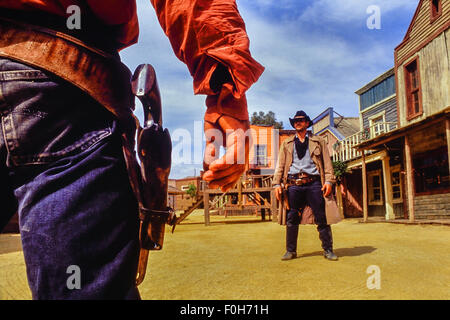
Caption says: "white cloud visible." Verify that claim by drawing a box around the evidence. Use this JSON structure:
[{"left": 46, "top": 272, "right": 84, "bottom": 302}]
[
  {"left": 239, "top": 2, "right": 396, "bottom": 125},
  {"left": 299, "top": 0, "right": 417, "bottom": 24}
]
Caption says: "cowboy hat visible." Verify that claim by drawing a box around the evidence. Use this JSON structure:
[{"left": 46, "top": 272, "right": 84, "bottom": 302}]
[{"left": 289, "top": 110, "right": 312, "bottom": 128}]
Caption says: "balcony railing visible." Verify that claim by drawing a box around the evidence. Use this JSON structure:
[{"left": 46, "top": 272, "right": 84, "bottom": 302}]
[{"left": 332, "top": 122, "right": 397, "bottom": 162}]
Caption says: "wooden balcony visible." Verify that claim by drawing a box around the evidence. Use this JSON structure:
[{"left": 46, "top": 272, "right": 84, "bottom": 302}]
[{"left": 332, "top": 122, "right": 397, "bottom": 162}]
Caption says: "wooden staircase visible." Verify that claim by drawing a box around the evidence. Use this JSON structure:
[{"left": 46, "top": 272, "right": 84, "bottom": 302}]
[
  {"left": 247, "top": 192, "right": 262, "bottom": 206},
  {"left": 176, "top": 195, "right": 204, "bottom": 224}
]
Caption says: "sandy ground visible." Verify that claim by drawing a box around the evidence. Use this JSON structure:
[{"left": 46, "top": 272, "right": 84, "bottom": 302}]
[{"left": 1, "top": 210, "right": 449, "bottom": 300}]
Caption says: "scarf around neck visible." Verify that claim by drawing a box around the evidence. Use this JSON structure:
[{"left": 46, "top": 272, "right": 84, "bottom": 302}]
[{"left": 294, "top": 135, "right": 308, "bottom": 160}]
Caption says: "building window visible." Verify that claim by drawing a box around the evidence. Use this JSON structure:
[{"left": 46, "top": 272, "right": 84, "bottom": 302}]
[
  {"left": 391, "top": 165, "right": 403, "bottom": 204},
  {"left": 404, "top": 58, "right": 422, "bottom": 120},
  {"left": 255, "top": 144, "right": 268, "bottom": 167},
  {"left": 431, "top": 0, "right": 442, "bottom": 21},
  {"left": 368, "top": 170, "right": 383, "bottom": 205},
  {"left": 413, "top": 146, "right": 449, "bottom": 194},
  {"left": 369, "top": 112, "right": 386, "bottom": 138}
]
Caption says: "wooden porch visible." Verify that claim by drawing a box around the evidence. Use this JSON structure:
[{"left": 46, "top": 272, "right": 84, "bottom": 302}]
[{"left": 176, "top": 174, "right": 278, "bottom": 226}]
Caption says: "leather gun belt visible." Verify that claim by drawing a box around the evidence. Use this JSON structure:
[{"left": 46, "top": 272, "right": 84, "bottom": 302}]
[{"left": 0, "top": 17, "right": 134, "bottom": 122}]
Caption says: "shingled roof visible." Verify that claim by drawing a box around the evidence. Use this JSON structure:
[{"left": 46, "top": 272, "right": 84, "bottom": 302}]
[{"left": 334, "top": 116, "right": 360, "bottom": 138}]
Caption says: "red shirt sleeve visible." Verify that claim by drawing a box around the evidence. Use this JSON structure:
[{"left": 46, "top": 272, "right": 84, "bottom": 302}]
[{"left": 150, "top": 0, "right": 264, "bottom": 122}]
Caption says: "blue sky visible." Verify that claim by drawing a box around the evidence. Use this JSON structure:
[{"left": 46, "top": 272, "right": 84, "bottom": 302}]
[{"left": 119, "top": 0, "right": 419, "bottom": 179}]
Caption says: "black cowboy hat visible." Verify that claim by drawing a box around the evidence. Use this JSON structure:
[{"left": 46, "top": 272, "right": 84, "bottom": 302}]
[{"left": 289, "top": 110, "right": 312, "bottom": 128}]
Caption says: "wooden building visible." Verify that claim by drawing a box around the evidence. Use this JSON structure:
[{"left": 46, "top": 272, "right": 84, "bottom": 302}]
[
  {"left": 334, "top": 69, "right": 401, "bottom": 220},
  {"left": 355, "top": 0, "right": 450, "bottom": 221},
  {"left": 178, "top": 125, "right": 284, "bottom": 225},
  {"left": 311, "top": 107, "right": 360, "bottom": 158},
  {"left": 247, "top": 124, "right": 277, "bottom": 175},
  {"left": 170, "top": 176, "right": 202, "bottom": 211},
  {"left": 310, "top": 107, "right": 361, "bottom": 218}
]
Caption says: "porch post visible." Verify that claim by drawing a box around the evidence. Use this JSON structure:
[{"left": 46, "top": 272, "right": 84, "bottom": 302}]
[
  {"left": 238, "top": 176, "right": 243, "bottom": 210},
  {"left": 270, "top": 189, "right": 277, "bottom": 222},
  {"left": 336, "top": 183, "right": 344, "bottom": 217},
  {"left": 382, "top": 155, "right": 395, "bottom": 220},
  {"left": 204, "top": 191, "right": 210, "bottom": 226},
  {"left": 404, "top": 135, "right": 415, "bottom": 222},
  {"left": 446, "top": 119, "right": 450, "bottom": 174},
  {"left": 362, "top": 151, "right": 368, "bottom": 222}
]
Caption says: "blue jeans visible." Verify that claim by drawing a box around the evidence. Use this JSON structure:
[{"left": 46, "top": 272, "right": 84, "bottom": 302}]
[
  {"left": 0, "top": 58, "right": 140, "bottom": 299},
  {"left": 286, "top": 181, "right": 333, "bottom": 252}
]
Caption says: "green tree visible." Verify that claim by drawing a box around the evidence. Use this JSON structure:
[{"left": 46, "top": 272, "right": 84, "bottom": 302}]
[
  {"left": 332, "top": 160, "right": 348, "bottom": 185},
  {"left": 185, "top": 183, "right": 197, "bottom": 199},
  {"left": 251, "top": 111, "right": 283, "bottom": 129}
]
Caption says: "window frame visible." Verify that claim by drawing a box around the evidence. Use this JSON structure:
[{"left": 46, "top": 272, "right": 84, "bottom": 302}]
[
  {"left": 368, "top": 111, "right": 386, "bottom": 138},
  {"left": 430, "top": 0, "right": 442, "bottom": 23},
  {"left": 404, "top": 57, "right": 423, "bottom": 121},
  {"left": 255, "top": 144, "right": 268, "bottom": 167},
  {"left": 413, "top": 146, "right": 450, "bottom": 195},
  {"left": 391, "top": 164, "right": 403, "bottom": 204},
  {"left": 368, "top": 170, "right": 383, "bottom": 206}
]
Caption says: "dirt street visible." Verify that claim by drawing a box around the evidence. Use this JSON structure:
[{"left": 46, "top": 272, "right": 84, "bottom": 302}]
[{"left": 1, "top": 212, "right": 449, "bottom": 300}]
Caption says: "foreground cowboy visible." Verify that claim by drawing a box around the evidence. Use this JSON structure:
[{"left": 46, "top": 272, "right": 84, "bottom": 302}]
[
  {"left": 273, "top": 111, "right": 341, "bottom": 262},
  {"left": 0, "top": 1, "right": 263, "bottom": 299}
]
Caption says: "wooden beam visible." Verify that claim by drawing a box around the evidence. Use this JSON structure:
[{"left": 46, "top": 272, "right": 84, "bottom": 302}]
[
  {"left": 362, "top": 151, "right": 368, "bottom": 222},
  {"left": 336, "top": 184, "right": 344, "bottom": 217},
  {"left": 346, "top": 150, "right": 387, "bottom": 170},
  {"left": 270, "top": 189, "right": 277, "bottom": 222},
  {"left": 203, "top": 191, "right": 210, "bottom": 226},
  {"left": 404, "top": 135, "right": 415, "bottom": 222},
  {"left": 238, "top": 176, "right": 243, "bottom": 210},
  {"left": 381, "top": 156, "right": 395, "bottom": 220},
  {"left": 205, "top": 187, "right": 274, "bottom": 194},
  {"left": 446, "top": 119, "right": 450, "bottom": 174}
]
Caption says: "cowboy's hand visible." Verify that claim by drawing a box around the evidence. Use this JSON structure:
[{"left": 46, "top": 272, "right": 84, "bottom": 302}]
[
  {"left": 275, "top": 186, "right": 282, "bottom": 201},
  {"left": 202, "top": 115, "right": 251, "bottom": 192},
  {"left": 322, "top": 183, "right": 332, "bottom": 197}
]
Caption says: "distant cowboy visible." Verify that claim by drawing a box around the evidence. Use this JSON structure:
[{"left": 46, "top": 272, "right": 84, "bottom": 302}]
[{"left": 273, "top": 110, "right": 342, "bottom": 261}]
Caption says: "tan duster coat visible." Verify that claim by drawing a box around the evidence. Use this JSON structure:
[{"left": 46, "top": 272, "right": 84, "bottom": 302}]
[{"left": 273, "top": 133, "right": 343, "bottom": 225}]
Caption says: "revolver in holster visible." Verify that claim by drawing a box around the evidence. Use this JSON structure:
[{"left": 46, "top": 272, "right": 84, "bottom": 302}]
[{"left": 121, "top": 64, "right": 177, "bottom": 286}]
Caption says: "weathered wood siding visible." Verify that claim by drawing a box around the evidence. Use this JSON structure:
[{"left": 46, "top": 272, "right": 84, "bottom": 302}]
[
  {"left": 414, "top": 193, "right": 450, "bottom": 219},
  {"left": 361, "top": 96, "right": 398, "bottom": 129},
  {"left": 408, "top": 120, "right": 446, "bottom": 155},
  {"left": 317, "top": 130, "right": 339, "bottom": 157},
  {"left": 420, "top": 29, "right": 450, "bottom": 115},
  {"left": 175, "top": 177, "right": 201, "bottom": 210},
  {"left": 312, "top": 110, "right": 332, "bottom": 133},
  {"left": 396, "top": 0, "right": 450, "bottom": 65},
  {"left": 360, "top": 76, "right": 396, "bottom": 111},
  {"left": 397, "top": 28, "right": 450, "bottom": 127},
  {"left": 249, "top": 125, "right": 276, "bottom": 170}
]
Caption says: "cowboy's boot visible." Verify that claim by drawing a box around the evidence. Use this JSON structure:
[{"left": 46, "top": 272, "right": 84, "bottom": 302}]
[
  {"left": 282, "top": 225, "right": 299, "bottom": 261},
  {"left": 318, "top": 224, "right": 338, "bottom": 261}
]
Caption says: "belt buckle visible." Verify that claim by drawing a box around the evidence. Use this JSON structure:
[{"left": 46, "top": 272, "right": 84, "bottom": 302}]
[{"left": 295, "top": 179, "right": 304, "bottom": 186}]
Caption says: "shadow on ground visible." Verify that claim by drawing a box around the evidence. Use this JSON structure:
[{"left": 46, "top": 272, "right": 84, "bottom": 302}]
[{"left": 298, "top": 246, "right": 377, "bottom": 258}]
